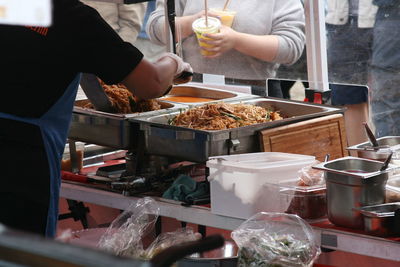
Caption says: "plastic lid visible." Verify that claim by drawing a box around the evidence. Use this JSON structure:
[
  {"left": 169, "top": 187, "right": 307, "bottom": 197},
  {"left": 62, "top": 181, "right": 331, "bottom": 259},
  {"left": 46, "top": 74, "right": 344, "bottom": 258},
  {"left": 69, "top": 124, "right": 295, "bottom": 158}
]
[
  {"left": 192, "top": 17, "right": 221, "bottom": 32},
  {"left": 274, "top": 180, "right": 326, "bottom": 194},
  {"left": 207, "top": 152, "right": 315, "bottom": 172}
]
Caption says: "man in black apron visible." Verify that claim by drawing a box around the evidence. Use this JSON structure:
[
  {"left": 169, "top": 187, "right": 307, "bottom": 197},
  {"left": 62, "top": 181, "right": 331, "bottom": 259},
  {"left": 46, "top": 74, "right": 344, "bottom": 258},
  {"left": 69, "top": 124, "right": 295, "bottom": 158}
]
[{"left": 0, "top": 0, "right": 191, "bottom": 237}]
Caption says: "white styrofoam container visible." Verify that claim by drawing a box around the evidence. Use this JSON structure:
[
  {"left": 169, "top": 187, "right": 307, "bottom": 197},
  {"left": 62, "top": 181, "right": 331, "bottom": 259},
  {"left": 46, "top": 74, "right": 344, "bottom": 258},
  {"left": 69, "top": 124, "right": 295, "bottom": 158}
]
[{"left": 206, "top": 152, "right": 316, "bottom": 219}]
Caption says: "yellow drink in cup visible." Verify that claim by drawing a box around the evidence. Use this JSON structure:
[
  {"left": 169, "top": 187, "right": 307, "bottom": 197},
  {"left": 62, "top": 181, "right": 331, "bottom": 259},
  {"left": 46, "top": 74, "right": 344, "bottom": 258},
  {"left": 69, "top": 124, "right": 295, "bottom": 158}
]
[
  {"left": 209, "top": 8, "right": 237, "bottom": 27},
  {"left": 192, "top": 17, "right": 221, "bottom": 56}
]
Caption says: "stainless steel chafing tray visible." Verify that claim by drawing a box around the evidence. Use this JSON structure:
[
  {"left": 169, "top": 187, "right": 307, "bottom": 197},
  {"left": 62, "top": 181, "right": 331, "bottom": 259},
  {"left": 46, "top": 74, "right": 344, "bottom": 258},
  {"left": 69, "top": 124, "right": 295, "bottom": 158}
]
[
  {"left": 132, "top": 98, "right": 344, "bottom": 162},
  {"left": 68, "top": 99, "right": 188, "bottom": 149},
  {"left": 347, "top": 136, "right": 400, "bottom": 161},
  {"left": 159, "top": 84, "right": 254, "bottom": 105}
]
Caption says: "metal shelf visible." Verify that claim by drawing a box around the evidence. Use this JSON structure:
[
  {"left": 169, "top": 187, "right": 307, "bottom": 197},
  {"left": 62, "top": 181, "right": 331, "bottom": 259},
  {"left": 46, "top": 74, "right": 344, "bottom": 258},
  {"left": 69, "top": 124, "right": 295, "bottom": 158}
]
[{"left": 60, "top": 182, "right": 400, "bottom": 262}]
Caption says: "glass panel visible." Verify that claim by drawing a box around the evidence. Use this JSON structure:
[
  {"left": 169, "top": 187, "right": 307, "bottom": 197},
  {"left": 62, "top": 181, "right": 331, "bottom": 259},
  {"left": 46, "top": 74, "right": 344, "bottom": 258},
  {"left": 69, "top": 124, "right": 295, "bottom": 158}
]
[
  {"left": 368, "top": 1, "right": 400, "bottom": 138},
  {"left": 323, "top": 0, "right": 400, "bottom": 141}
]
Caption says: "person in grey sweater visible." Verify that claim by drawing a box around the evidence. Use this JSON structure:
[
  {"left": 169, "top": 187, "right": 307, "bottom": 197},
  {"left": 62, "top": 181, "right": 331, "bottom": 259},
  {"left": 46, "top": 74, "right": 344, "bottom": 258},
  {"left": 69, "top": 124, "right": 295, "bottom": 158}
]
[
  {"left": 146, "top": 0, "right": 305, "bottom": 96},
  {"left": 81, "top": 0, "right": 147, "bottom": 45}
]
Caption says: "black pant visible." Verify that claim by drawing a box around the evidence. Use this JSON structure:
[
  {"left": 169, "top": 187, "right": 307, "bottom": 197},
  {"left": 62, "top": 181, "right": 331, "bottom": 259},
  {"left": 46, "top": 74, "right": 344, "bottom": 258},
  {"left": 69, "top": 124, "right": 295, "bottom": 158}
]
[{"left": 0, "top": 118, "right": 50, "bottom": 236}]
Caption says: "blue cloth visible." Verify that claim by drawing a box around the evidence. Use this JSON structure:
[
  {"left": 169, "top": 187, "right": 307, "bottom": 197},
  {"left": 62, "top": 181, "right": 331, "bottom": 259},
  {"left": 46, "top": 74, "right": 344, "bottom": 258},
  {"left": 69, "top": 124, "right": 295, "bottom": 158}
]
[
  {"left": 162, "top": 174, "right": 209, "bottom": 202},
  {"left": 0, "top": 74, "right": 81, "bottom": 237},
  {"left": 138, "top": 0, "right": 156, "bottom": 39}
]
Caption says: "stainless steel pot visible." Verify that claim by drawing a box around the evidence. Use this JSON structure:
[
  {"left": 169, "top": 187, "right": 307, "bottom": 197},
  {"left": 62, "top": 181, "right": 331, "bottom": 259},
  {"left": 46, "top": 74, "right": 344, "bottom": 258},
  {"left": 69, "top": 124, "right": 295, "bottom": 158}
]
[{"left": 313, "top": 157, "right": 396, "bottom": 229}]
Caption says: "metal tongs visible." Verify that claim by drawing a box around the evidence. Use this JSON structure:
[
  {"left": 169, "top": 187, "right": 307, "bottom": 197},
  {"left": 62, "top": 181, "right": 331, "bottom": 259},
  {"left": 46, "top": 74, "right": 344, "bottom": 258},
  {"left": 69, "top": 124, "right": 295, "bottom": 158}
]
[{"left": 165, "top": 0, "right": 193, "bottom": 81}]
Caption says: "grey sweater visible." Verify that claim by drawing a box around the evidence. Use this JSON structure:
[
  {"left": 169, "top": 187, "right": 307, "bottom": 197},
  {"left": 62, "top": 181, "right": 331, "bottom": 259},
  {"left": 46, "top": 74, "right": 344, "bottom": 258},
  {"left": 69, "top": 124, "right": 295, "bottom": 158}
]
[{"left": 146, "top": 0, "right": 305, "bottom": 80}]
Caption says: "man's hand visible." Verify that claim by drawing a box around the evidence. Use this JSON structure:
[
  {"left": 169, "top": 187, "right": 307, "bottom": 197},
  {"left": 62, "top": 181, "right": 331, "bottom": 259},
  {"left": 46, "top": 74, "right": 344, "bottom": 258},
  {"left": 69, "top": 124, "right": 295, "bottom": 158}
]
[{"left": 158, "top": 53, "right": 193, "bottom": 84}]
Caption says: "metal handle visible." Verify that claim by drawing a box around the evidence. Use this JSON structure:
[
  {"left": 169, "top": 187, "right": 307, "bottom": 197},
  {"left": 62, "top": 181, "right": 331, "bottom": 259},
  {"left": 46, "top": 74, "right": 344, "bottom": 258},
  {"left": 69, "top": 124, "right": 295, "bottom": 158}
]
[
  {"left": 150, "top": 234, "right": 225, "bottom": 267},
  {"left": 380, "top": 152, "right": 393, "bottom": 171},
  {"left": 364, "top": 122, "right": 379, "bottom": 148}
]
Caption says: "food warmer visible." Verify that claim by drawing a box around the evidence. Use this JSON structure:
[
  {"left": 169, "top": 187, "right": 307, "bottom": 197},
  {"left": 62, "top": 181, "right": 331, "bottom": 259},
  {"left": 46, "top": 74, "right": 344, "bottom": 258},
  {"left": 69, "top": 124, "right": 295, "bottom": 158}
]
[
  {"left": 69, "top": 85, "right": 253, "bottom": 150},
  {"left": 133, "top": 98, "right": 343, "bottom": 162}
]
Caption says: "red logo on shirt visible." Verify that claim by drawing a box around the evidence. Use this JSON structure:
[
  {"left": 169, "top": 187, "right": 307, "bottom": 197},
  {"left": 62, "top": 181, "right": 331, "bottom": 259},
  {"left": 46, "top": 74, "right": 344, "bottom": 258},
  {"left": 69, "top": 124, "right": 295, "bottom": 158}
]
[{"left": 26, "top": 26, "right": 48, "bottom": 36}]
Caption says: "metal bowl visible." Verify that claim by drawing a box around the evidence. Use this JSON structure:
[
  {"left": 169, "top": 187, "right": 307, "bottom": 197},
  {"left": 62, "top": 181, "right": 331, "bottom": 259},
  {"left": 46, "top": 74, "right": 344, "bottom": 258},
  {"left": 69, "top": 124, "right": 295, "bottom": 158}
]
[
  {"left": 347, "top": 136, "right": 400, "bottom": 161},
  {"left": 357, "top": 202, "right": 400, "bottom": 237},
  {"left": 313, "top": 157, "right": 396, "bottom": 229}
]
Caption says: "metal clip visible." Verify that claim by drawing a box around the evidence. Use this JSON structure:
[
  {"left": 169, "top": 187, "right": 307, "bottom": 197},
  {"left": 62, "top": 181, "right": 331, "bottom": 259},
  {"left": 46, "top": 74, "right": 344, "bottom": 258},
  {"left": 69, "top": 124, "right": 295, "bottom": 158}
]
[{"left": 229, "top": 139, "right": 240, "bottom": 151}]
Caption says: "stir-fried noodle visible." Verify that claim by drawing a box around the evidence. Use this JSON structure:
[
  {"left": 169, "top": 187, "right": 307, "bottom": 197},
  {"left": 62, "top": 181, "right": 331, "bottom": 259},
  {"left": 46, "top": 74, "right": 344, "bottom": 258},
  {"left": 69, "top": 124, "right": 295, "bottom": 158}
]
[{"left": 169, "top": 102, "right": 282, "bottom": 130}]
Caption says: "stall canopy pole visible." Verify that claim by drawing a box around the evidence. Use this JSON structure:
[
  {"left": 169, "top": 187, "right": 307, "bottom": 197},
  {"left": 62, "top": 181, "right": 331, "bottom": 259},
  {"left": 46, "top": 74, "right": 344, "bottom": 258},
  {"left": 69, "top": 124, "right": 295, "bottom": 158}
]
[
  {"left": 84, "top": 0, "right": 151, "bottom": 3},
  {"left": 304, "top": 0, "right": 329, "bottom": 92},
  {"left": 164, "top": 0, "right": 176, "bottom": 53}
]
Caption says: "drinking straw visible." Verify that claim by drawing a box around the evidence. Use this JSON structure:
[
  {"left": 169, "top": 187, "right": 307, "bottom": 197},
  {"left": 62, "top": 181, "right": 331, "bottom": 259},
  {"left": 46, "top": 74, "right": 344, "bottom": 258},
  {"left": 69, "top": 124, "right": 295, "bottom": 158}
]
[
  {"left": 223, "top": 0, "right": 231, "bottom": 10},
  {"left": 204, "top": 0, "right": 208, "bottom": 27}
]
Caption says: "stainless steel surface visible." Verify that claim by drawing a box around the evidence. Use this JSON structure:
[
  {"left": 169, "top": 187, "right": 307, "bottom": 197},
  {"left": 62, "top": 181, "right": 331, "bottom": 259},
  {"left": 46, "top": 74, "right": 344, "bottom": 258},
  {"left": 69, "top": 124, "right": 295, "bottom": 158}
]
[
  {"left": 313, "top": 157, "right": 393, "bottom": 229},
  {"left": 83, "top": 150, "right": 127, "bottom": 167},
  {"left": 159, "top": 84, "right": 253, "bottom": 104},
  {"left": 133, "top": 98, "right": 344, "bottom": 162},
  {"left": 347, "top": 136, "right": 400, "bottom": 161},
  {"left": 358, "top": 203, "right": 400, "bottom": 237},
  {"left": 69, "top": 100, "right": 187, "bottom": 149}
]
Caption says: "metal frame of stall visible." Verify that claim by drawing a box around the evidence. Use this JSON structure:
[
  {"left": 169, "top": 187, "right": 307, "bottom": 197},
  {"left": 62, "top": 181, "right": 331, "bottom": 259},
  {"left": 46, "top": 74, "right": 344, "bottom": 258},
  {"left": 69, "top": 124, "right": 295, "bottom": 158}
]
[{"left": 57, "top": 0, "right": 400, "bottom": 263}]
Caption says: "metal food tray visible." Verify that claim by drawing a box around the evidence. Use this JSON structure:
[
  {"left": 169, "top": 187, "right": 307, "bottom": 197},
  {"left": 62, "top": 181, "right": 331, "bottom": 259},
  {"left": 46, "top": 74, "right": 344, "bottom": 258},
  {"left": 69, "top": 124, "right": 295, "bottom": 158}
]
[
  {"left": 68, "top": 99, "right": 188, "bottom": 149},
  {"left": 347, "top": 136, "right": 400, "bottom": 161},
  {"left": 133, "top": 98, "right": 344, "bottom": 162},
  {"left": 159, "top": 84, "right": 255, "bottom": 105}
]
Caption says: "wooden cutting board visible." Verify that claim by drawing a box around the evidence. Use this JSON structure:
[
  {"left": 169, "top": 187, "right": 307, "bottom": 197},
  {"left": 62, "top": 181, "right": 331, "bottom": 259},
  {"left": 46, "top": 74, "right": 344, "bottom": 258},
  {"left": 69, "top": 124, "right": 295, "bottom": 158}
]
[{"left": 259, "top": 114, "right": 348, "bottom": 161}]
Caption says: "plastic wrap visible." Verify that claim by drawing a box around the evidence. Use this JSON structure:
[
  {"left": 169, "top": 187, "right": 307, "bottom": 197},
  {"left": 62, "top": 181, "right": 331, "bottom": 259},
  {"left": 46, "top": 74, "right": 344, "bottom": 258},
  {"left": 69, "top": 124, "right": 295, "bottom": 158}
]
[
  {"left": 231, "top": 212, "right": 320, "bottom": 267},
  {"left": 97, "top": 197, "right": 160, "bottom": 258},
  {"left": 283, "top": 161, "right": 327, "bottom": 220},
  {"left": 142, "top": 227, "right": 202, "bottom": 259},
  {"left": 297, "top": 161, "right": 324, "bottom": 186}
]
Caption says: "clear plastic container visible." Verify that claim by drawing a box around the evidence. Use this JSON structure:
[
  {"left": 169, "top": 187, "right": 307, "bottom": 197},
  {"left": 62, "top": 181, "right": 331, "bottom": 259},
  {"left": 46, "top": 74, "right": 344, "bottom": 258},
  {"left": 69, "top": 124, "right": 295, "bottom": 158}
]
[
  {"left": 61, "top": 142, "right": 85, "bottom": 173},
  {"left": 273, "top": 179, "right": 327, "bottom": 220},
  {"left": 206, "top": 152, "right": 316, "bottom": 219}
]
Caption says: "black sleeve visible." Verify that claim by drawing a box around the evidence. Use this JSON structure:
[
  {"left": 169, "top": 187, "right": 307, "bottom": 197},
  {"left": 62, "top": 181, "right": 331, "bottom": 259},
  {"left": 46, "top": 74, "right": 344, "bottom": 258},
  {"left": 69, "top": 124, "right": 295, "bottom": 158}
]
[{"left": 50, "top": 0, "right": 144, "bottom": 84}]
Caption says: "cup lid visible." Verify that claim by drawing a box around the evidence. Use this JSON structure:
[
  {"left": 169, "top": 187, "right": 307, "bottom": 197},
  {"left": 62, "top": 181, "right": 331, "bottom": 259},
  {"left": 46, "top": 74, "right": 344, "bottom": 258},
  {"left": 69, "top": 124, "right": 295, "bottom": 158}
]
[{"left": 192, "top": 16, "right": 221, "bottom": 32}]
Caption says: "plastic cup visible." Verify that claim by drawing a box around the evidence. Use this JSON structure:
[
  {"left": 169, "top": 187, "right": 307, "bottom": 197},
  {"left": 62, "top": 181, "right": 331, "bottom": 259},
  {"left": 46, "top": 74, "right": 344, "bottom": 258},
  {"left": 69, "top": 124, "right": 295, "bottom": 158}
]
[
  {"left": 192, "top": 17, "right": 221, "bottom": 57},
  {"left": 209, "top": 8, "right": 236, "bottom": 27},
  {"left": 61, "top": 142, "right": 85, "bottom": 173}
]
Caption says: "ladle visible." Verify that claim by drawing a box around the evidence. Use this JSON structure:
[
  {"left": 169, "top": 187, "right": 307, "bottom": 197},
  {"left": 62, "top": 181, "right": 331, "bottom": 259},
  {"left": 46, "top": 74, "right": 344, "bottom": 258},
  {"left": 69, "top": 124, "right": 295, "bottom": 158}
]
[
  {"left": 380, "top": 152, "right": 393, "bottom": 171},
  {"left": 363, "top": 122, "right": 379, "bottom": 148}
]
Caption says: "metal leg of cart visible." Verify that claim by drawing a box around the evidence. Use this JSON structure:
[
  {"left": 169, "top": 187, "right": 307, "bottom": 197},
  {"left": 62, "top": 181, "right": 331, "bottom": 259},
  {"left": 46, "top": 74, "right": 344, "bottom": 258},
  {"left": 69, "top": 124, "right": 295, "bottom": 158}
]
[{"left": 58, "top": 199, "right": 90, "bottom": 229}]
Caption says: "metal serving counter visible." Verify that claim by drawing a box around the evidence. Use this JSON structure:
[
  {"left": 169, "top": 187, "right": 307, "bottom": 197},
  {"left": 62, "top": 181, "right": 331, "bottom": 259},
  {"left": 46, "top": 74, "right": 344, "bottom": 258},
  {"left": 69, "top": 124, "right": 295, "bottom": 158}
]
[{"left": 60, "top": 181, "right": 400, "bottom": 262}]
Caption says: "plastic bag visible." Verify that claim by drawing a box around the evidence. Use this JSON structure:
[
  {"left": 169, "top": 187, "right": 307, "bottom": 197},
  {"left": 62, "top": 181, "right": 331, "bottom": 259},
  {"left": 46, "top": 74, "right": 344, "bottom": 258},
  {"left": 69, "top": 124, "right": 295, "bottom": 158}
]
[
  {"left": 297, "top": 160, "right": 324, "bottom": 186},
  {"left": 142, "top": 227, "right": 202, "bottom": 259},
  {"left": 231, "top": 212, "right": 320, "bottom": 267},
  {"left": 97, "top": 197, "right": 160, "bottom": 258}
]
